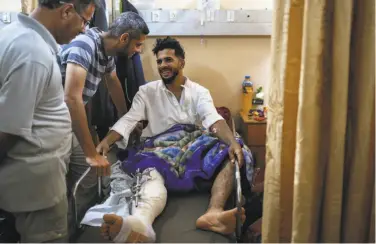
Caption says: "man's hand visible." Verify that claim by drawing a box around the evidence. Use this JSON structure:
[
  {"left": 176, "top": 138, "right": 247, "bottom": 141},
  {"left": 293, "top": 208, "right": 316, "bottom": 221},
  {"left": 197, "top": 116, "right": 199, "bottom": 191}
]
[
  {"left": 96, "top": 131, "right": 122, "bottom": 156},
  {"left": 96, "top": 139, "right": 112, "bottom": 157},
  {"left": 228, "top": 142, "right": 244, "bottom": 168},
  {"left": 86, "top": 154, "right": 111, "bottom": 176}
]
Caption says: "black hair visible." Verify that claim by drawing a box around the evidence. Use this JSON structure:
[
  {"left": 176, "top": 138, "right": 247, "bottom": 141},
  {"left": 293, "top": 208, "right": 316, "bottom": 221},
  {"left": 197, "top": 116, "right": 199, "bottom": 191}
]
[
  {"left": 121, "top": 0, "right": 139, "bottom": 14},
  {"left": 108, "top": 12, "right": 149, "bottom": 39},
  {"left": 38, "top": 0, "right": 101, "bottom": 13},
  {"left": 152, "top": 36, "right": 185, "bottom": 59}
]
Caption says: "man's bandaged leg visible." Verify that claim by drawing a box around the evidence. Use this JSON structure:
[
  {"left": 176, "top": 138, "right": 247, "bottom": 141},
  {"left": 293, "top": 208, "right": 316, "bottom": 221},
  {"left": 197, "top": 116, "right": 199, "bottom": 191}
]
[{"left": 112, "top": 168, "right": 167, "bottom": 243}]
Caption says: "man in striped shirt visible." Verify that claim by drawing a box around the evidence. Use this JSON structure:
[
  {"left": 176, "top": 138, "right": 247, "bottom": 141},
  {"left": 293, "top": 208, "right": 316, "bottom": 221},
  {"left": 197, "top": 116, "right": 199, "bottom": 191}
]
[{"left": 57, "top": 12, "right": 149, "bottom": 219}]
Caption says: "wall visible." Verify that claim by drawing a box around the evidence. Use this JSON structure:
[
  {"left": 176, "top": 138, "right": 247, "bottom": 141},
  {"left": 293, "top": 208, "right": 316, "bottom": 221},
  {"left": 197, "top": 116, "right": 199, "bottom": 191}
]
[
  {"left": 1, "top": 0, "right": 271, "bottom": 116},
  {"left": 139, "top": 0, "right": 272, "bottom": 116},
  {"left": 0, "top": 0, "right": 21, "bottom": 11},
  {"left": 133, "top": 0, "right": 273, "bottom": 10}
]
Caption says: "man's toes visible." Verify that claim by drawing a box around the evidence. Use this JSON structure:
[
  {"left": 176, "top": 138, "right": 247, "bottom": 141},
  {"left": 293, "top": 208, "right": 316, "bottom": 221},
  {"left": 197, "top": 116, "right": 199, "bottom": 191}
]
[
  {"left": 101, "top": 233, "right": 110, "bottom": 240},
  {"left": 100, "top": 224, "right": 109, "bottom": 233},
  {"left": 100, "top": 224, "right": 110, "bottom": 239},
  {"left": 103, "top": 214, "right": 120, "bottom": 224}
]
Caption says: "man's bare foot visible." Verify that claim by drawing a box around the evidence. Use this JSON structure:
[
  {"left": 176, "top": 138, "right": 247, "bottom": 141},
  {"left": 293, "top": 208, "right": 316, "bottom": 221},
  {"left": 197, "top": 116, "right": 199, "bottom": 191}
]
[
  {"left": 196, "top": 208, "right": 246, "bottom": 235},
  {"left": 100, "top": 214, "right": 155, "bottom": 243},
  {"left": 101, "top": 214, "right": 123, "bottom": 241}
]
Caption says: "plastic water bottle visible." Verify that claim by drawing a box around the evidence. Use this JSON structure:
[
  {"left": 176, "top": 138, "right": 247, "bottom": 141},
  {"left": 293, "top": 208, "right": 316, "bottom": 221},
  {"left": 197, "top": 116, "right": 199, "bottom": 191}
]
[{"left": 242, "top": 75, "right": 253, "bottom": 115}]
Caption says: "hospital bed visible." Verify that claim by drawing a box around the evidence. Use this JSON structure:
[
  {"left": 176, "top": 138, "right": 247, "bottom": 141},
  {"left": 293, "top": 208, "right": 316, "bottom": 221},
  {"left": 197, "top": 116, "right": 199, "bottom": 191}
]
[
  {"left": 71, "top": 120, "right": 245, "bottom": 243},
  {"left": 71, "top": 149, "right": 243, "bottom": 243},
  {"left": 0, "top": 146, "right": 240, "bottom": 243}
]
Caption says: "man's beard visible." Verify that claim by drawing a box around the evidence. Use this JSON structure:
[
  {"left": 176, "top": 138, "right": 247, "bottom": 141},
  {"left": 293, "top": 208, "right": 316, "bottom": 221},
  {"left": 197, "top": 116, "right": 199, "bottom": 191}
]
[
  {"left": 116, "top": 42, "right": 131, "bottom": 58},
  {"left": 160, "top": 70, "right": 179, "bottom": 85}
]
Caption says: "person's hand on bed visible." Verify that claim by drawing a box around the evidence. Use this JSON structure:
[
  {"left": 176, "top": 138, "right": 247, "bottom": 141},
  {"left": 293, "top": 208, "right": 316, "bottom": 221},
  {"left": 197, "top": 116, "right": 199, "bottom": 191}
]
[
  {"left": 228, "top": 142, "right": 244, "bottom": 168},
  {"left": 96, "top": 139, "right": 111, "bottom": 157},
  {"left": 97, "top": 131, "right": 123, "bottom": 156}
]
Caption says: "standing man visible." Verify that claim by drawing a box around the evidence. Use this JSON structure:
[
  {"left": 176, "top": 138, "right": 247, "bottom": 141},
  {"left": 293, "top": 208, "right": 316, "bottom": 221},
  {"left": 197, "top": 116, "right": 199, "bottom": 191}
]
[
  {"left": 58, "top": 11, "right": 149, "bottom": 218},
  {"left": 0, "top": 0, "right": 98, "bottom": 242}
]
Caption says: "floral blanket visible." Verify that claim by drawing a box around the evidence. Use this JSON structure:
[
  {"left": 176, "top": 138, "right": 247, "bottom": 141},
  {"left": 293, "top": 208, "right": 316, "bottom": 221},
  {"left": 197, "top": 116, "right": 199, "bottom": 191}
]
[{"left": 119, "top": 124, "right": 253, "bottom": 191}]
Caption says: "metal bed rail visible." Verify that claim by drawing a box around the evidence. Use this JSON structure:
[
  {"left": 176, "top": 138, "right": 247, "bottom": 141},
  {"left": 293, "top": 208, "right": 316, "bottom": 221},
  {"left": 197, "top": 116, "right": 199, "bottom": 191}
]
[
  {"left": 232, "top": 117, "right": 243, "bottom": 243},
  {"left": 72, "top": 167, "right": 102, "bottom": 230}
]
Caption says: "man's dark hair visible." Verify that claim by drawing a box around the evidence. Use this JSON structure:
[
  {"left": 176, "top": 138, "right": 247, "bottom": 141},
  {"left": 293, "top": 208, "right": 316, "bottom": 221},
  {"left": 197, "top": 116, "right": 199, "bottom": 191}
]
[
  {"left": 38, "top": 0, "right": 101, "bottom": 13},
  {"left": 152, "top": 36, "right": 185, "bottom": 59},
  {"left": 108, "top": 12, "right": 149, "bottom": 39},
  {"left": 121, "top": 0, "right": 139, "bottom": 14}
]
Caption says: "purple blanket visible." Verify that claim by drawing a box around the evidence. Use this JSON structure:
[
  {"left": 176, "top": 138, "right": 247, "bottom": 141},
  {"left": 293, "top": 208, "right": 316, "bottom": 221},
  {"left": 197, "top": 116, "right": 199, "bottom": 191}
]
[{"left": 118, "top": 124, "right": 253, "bottom": 191}]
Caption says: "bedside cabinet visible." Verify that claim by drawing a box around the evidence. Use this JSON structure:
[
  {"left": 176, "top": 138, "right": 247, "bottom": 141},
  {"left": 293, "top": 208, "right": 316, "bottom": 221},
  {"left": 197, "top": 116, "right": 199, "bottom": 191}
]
[{"left": 239, "top": 112, "right": 267, "bottom": 167}]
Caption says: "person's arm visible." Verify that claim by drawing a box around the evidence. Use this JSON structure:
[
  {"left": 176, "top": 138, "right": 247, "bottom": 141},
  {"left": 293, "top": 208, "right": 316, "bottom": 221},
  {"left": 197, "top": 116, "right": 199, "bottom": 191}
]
[
  {"left": 210, "top": 120, "right": 237, "bottom": 145},
  {"left": 96, "top": 90, "right": 146, "bottom": 155},
  {"left": 105, "top": 70, "right": 128, "bottom": 117},
  {"left": 210, "top": 119, "right": 244, "bottom": 166},
  {"left": 0, "top": 61, "right": 48, "bottom": 163},
  {"left": 197, "top": 89, "right": 244, "bottom": 167},
  {"left": 64, "top": 63, "right": 110, "bottom": 175}
]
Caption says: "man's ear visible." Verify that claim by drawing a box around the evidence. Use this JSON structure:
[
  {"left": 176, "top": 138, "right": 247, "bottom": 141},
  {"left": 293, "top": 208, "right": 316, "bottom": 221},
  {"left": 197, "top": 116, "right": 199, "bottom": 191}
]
[
  {"left": 120, "top": 33, "right": 130, "bottom": 44},
  {"left": 180, "top": 59, "right": 186, "bottom": 69},
  {"left": 60, "top": 3, "right": 74, "bottom": 20}
]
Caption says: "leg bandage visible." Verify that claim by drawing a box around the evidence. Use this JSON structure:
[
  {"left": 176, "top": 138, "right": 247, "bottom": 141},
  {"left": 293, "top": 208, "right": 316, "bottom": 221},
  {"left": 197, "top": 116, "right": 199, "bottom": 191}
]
[{"left": 113, "top": 168, "right": 167, "bottom": 243}]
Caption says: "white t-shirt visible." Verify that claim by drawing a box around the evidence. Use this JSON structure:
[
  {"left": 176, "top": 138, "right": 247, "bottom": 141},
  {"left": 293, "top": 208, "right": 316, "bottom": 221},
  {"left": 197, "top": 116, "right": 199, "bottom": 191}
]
[{"left": 111, "top": 79, "right": 224, "bottom": 147}]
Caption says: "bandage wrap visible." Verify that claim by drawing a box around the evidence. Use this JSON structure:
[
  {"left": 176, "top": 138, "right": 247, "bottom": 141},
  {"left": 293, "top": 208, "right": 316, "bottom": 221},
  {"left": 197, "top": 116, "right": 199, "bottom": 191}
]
[{"left": 113, "top": 168, "right": 166, "bottom": 243}]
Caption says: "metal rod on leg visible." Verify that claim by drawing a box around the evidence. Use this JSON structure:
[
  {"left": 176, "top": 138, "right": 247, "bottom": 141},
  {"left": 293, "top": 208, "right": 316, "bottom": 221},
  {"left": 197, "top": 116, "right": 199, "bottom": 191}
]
[
  {"left": 134, "top": 169, "right": 141, "bottom": 207},
  {"left": 98, "top": 176, "right": 102, "bottom": 200}
]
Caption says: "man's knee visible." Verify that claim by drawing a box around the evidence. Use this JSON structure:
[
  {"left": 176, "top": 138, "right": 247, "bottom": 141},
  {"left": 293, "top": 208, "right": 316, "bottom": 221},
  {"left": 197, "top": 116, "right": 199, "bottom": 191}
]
[
  {"left": 219, "top": 158, "right": 235, "bottom": 177},
  {"left": 194, "top": 158, "right": 234, "bottom": 192},
  {"left": 13, "top": 198, "right": 68, "bottom": 243},
  {"left": 141, "top": 168, "right": 167, "bottom": 208},
  {"left": 213, "top": 158, "right": 235, "bottom": 187},
  {"left": 222, "top": 157, "right": 234, "bottom": 169}
]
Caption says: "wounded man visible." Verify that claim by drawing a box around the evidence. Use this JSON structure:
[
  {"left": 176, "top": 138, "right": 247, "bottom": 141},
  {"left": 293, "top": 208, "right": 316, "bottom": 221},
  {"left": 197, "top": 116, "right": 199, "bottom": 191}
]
[{"left": 90, "top": 37, "right": 253, "bottom": 242}]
